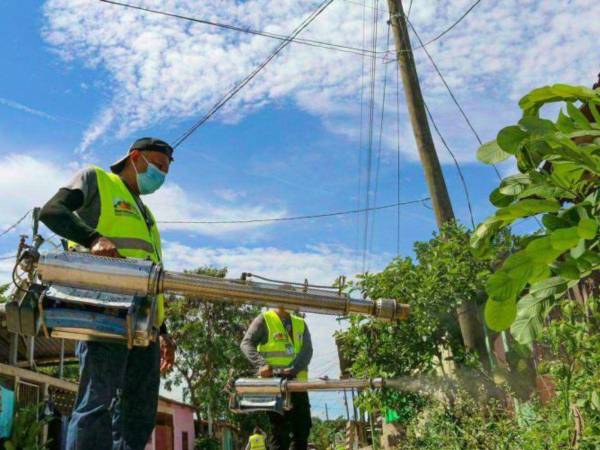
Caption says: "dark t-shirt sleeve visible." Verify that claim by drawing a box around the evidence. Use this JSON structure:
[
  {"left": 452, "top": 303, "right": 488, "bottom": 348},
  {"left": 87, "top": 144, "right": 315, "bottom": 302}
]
[
  {"left": 39, "top": 167, "right": 101, "bottom": 248},
  {"left": 240, "top": 315, "right": 268, "bottom": 369}
]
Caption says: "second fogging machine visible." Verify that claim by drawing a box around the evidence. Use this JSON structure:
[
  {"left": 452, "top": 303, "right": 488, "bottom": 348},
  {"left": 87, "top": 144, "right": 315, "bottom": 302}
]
[
  {"left": 229, "top": 375, "right": 403, "bottom": 415},
  {"left": 7, "top": 251, "right": 409, "bottom": 347}
]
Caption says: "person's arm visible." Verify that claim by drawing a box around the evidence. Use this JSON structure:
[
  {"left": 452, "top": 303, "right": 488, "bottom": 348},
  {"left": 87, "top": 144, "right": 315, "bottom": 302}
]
[
  {"left": 39, "top": 168, "right": 101, "bottom": 248},
  {"left": 291, "top": 325, "right": 313, "bottom": 375},
  {"left": 240, "top": 315, "right": 268, "bottom": 369}
]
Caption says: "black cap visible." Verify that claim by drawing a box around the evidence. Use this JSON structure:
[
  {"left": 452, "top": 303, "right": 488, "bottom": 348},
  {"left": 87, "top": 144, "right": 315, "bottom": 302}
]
[{"left": 110, "top": 137, "right": 174, "bottom": 174}]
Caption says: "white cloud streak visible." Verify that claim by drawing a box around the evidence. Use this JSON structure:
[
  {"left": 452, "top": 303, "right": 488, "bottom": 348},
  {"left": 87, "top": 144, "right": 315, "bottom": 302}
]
[{"left": 0, "top": 97, "right": 58, "bottom": 121}]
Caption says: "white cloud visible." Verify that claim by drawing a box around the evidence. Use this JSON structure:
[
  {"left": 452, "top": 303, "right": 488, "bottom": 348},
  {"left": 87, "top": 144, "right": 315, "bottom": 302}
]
[
  {"left": 145, "top": 182, "right": 286, "bottom": 237},
  {"left": 161, "top": 241, "right": 391, "bottom": 379},
  {"left": 0, "top": 153, "right": 285, "bottom": 242},
  {"left": 0, "top": 153, "right": 78, "bottom": 232},
  {"left": 0, "top": 97, "right": 58, "bottom": 121},
  {"left": 76, "top": 108, "right": 115, "bottom": 155},
  {"left": 42, "top": 0, "right": 599, "bottom": 162}
]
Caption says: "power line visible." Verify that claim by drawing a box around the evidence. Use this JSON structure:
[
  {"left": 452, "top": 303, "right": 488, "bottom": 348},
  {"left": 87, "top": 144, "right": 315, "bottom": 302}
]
[
  {"left": 407, "top": 0, "right": 414, "bottom": 18},
  {"left": 420, "top": 0, "right": 482, "bottom": 47},
  {"left": 405, "top": 17, "right": 502, "bottom": 180},
  {"left": 362, "top": 0, "right": 381, "bottom": 272},
  {"left": 99, "top": 0, "right": 385, "bottom": 59},
  {"left": 368, "top": 23, "right": 391, "bottom": 263},
  {"left": 355, "top": 0, "right": 369, "bottom": 272},
  {"left": 157, "top": 198, "right": 430, "bottom": 225},
  {"left": 0, "top": 210, "right": 31, "bottom": 239},
  {"left": 384, "top": 0, "right": 486, "bottom": 62},
  {"left": 171, "top": 0, "right": 335, "bottom": 148},
  {"left": 423, "top": 101, "right": 475, "bottom": 229}
]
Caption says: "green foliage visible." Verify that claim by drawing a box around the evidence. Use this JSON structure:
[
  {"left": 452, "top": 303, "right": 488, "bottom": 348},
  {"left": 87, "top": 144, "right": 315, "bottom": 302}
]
[
  {"left": 337, "top": 223, "right": 510, "bottom": 415},
  {"left": 0, "top": 283, "right": 11, "bottom": 304},
  {"left": 401, "top": 294, "right": 600, "bottom": 450},
  {"left": 163, "top": 266, "right": 262, "bottom": 434},
  {"left": 3, "top": 404, "right": 51, "bottom": 450},
  {"left": 309, "top": 417, "right": 345, "bottom": 450},
  {"left": 531, "top": 297, "right": 600, "bottom": 448},
  {"left": 401, "top": 392, "right": 520, "bottom": 450},
  {"left": 471, "top": 83, "right": 600, "bottom": 340}
]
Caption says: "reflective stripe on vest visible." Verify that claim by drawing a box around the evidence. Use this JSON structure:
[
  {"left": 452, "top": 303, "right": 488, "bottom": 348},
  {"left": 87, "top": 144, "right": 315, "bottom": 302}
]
[
  {"left": 74, "top": 167, "right": 165, "bottom": 325},
  {"left": 257, "top": 310, "right": 308, "bottom": 381},
  {"left": 249, "top": 434, "right": 266, "bottom": 450}
]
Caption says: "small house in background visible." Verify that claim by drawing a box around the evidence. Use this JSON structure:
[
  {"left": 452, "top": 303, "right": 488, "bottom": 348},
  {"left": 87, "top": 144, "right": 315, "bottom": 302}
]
[{"left": 146, "top": 398, "right": 195, "bottom": 450}]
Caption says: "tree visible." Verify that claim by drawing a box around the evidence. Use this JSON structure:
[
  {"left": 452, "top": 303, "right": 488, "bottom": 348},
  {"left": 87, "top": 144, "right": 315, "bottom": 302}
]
[
  {"left": 337, "top": 223, "right": 511, "bottom": 417},
  {"left": 471, "top": 83, "right": 600, "bottom": 344},
  {"left": 163, "top": 266, "right": 263, "bottom": 436}
]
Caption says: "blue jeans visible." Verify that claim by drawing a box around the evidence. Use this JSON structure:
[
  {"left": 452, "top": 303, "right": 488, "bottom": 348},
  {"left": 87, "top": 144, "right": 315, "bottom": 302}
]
[{"left": 66, "top": 340, "right": 160, "bottom": 450}]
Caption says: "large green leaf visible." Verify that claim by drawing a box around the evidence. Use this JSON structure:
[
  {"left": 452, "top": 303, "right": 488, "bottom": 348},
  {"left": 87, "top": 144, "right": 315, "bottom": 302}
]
[
  {"left": 510, "top": 294, "right": 552, "bottom": 345},
  {"left": 549, "top": 226, "right": 580, "bottom": 251},
  {"left": 519, "top": 84, "right": 598, "bottom": 115},
  {"left": 485, "top": 298, "right": 517, "bottom": 332},
  {"left": 518, "top": 116, "right": 556, "bottom": 136},
  {"left": 486, "top": 270, "right": 525, "bottom": 303},
  {"left": 477, "top": 140, "right": 511, "bottom": 164},
  {"left": 566, "top": 101, "right": 592, "bottom": 129},
  {"left": 495, "top": 199, "right": 560, "bottom": 220},
  {"left": 577, "top": 217, "right": 598, "bottom": 239},
  {"left": 497, "top": 126, "right": 528, "bottom": 154},
  {"left": 470, "top": 216, "right": 503, "bottom": 257},
  {"left": 556, "top": 110, "right": 576, "bottom": 133},
  {"left": 489, "top": 188, "right": 515, "bottom": 207}
]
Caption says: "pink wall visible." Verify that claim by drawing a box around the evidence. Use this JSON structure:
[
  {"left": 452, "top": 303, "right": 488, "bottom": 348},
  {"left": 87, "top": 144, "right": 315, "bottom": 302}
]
[
  {"left": 145, "top": 402, "right": 196, "bottom": 450},
  {"left": 173, "top": 403, "right": 195, "bottom": 450}
]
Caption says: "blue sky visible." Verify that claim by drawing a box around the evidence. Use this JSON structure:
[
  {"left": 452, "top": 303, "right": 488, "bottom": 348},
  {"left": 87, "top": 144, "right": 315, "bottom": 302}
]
[{"left": 0, "top": 0, "right": 598, "bottom": 416}]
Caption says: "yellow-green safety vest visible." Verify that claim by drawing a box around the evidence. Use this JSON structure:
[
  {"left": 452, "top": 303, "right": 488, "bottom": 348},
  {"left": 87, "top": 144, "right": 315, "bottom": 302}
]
[
  {"left": 257, "top": 310, "right": 308, "bottom": 381},
  {"left": 70, "top": 166, "right": 165, "bottom": 325},
  {"left": 248, "top": 434, "right": 266, "bottom": 450}
]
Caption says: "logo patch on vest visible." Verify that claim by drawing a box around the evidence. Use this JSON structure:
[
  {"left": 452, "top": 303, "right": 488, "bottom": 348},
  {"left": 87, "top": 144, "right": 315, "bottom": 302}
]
[
  {"left": 113, "top": 198, "right": 140, "bottom": 218},
  {"left": 273, "top": 332, "right": 287, "bottom": 342}
]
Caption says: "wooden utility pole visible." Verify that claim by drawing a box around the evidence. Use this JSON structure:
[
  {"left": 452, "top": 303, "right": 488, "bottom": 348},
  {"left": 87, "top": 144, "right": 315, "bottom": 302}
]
[{"left": 386, "top": 0, "right": 489, "bottom": 368}]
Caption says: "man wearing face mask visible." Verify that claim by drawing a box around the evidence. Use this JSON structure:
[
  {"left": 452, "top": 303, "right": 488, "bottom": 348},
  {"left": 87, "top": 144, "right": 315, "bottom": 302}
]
[{"left": 39, "top": 137, "right": 176, "bottom": 450}]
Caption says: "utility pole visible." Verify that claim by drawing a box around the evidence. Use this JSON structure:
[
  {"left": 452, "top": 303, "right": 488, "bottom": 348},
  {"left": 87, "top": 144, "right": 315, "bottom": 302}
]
[{"left": 386, "top": 0, "right": 489, "bottom": 369}]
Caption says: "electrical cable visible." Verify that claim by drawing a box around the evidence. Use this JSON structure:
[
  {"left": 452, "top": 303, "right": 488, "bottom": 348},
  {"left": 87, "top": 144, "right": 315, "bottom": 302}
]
[
  {"left": 420, "top": 0, "right": 482, "bottom": 47},
  {"left": 99, "top": 0, "right": 383, "bottom": 58},
  {"left": 405, "top": 17, "right": 502, "bottom": 180},
  {"left": 0, "top": 210, "right": 32, "bottom": 239},
  {"left": 355, "top": 0, "right": 369, "bottom": 272},
  {"left": 362, "top": 0, "right": 380, "bottom": 272},
  {"left": 384, "top": 0, "right": 486, "bottom": 61},
  {"left": 368, "top": 23, "right": 391, "bottom": 263},
  {"left": 157, "top": 198, "right": 430, "bottom": 224},
  {"left": 171, "top": 0, "right": 335, "bottom": 148},
  {"left": 423, "top": 101, "right": 476, "bottom": 229},
  {"left": 407, "top": 0, "right": 414, "bottom": 18}
]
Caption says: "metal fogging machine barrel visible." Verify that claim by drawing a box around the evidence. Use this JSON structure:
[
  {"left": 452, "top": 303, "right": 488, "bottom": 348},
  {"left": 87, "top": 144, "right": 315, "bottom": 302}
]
[{"left": 36, "top": 252, "right": 409, "bottom": 321}]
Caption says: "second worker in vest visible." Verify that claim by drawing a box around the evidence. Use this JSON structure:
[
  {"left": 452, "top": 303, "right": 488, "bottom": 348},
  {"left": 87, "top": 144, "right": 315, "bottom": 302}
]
[
  {"left": 241, "top": 307, "right": 313, "bottom": 450},
  {"left": 39, "top": 138, "right": 176, "bottom": 450},
  {"left": 245, "top": 427, "right": 267, "bottom": 450}
]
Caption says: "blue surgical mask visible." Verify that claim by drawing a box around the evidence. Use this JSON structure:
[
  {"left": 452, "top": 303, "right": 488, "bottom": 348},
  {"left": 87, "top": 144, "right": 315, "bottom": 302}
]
[{"left": 134, "top": 154, "right": 167, "bottom": 195}]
